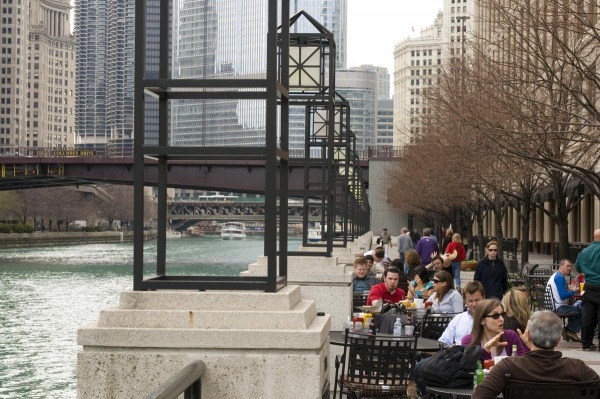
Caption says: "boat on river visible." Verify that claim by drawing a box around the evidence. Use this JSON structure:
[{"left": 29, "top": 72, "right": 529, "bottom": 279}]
[{"left": 220, "top": 222, "right": 246, "bottom": 239}]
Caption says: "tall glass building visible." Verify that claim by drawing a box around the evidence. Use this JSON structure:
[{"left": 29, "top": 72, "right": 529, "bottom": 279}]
[{"left": 171, "top": 0, "right": 347, "bottom": 148}]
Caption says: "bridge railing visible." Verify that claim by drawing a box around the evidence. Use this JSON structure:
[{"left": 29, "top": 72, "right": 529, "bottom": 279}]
[{"left": 144, "top": 360, "right": 205, "bottom": 399}]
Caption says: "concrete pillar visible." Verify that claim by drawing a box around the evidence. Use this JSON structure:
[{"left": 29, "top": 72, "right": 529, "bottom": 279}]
[{"left": 78, "top": 286, "right": 330, "bottom": 398}]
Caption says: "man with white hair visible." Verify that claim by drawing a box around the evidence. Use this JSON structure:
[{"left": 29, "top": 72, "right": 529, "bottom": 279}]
[{"left": 472, "top": 311, "right": 599, "bottom": 398}]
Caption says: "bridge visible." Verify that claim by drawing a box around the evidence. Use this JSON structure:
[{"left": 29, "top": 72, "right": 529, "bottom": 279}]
[
  {"left": 0, "top": 146, "right": 407, "bottom": 192},
  {"left": 0, "top": 148, "right": 402, "bottom": 192}
]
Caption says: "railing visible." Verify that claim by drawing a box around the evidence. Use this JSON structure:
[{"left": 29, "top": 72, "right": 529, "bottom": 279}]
[
  {"left": 0, "top": 144, "right": 408, "bottom": 161},
  {"left": 145, "top": 360, "right": 206, "bottom": 399}
]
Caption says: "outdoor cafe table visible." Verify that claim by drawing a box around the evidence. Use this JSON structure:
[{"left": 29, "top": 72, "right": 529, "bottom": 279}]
[
  {"left": 329, "top": 329, "right": 443, "bottom": 352},
  {"left": 426, "top": 387, "right": 503, "bottom": 398}
]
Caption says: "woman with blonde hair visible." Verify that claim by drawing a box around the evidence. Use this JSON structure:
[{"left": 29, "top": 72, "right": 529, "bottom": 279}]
[
  {"left": 501, "top": 288, "right": 531, "bottom": 333},
  {"left": 461, "top": 298, "right": 529, "bottom": 360}
]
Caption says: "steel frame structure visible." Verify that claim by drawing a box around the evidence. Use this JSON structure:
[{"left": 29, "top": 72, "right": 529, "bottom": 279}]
[{"left": 133, "top": 0, "right": 290, "bottom": 292}]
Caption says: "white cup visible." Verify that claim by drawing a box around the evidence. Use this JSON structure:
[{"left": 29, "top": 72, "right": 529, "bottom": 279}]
[
  {"left": 405, "top": 325, "right": 415, "bottom": 336},
  {"left": 414, "top": 298, "right": 425, "bottom": 309},
  {"left": 493, "top": 356, "right": 508, "bottom": 364}
]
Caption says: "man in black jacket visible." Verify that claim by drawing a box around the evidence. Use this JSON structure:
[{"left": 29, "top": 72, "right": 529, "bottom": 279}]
[{"left": 474, "top": 240, "right": 508, "bottom": 300}]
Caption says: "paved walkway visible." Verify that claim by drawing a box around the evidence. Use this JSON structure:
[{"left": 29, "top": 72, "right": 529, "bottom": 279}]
[{"left": 459, "top": 251, "right": 600, "bottom": 372}]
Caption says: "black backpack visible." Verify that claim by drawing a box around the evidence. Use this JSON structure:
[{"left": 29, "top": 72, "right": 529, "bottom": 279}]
[{"left": 418, "top": 345, "right": 482, "bottom": 388}]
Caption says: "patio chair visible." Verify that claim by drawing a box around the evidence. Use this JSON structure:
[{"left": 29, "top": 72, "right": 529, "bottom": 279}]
[
  {"left": 503, "top": 374, "right": 600, "bottom": 398},
  {"left": 417, "top": 310, "right": 456, "bottom": 340},
  {"left": 353, "top": 292, "right": 369, "bottom": 310},
  {"left": 544, "top": 286, "right": 581, "bottom": 332},
  {"left": 334, "top": 329, "right": 418, "bottom": 398},
  {"left": 511, "top": 262, "right": 537, "bottom": 287}
]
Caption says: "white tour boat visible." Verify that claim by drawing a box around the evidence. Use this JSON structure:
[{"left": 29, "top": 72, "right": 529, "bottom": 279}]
[{"left": 220, "top": 222, "right": 246, "bottom": 239}]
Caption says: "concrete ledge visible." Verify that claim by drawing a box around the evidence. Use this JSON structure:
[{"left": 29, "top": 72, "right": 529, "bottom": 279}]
[
  {"left": 97, "top": 299, "right": 317, "bottom": 330},
  {"left": 79, "top": 315, "right": 330, "bottom": 350},
  {"left": 118, "top": 285, "right": 302, "bottom": 311}
]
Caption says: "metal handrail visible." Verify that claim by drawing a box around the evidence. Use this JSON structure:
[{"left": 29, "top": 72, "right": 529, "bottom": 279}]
[{"left": 145, "top": 360, "right": 206, "bottom": 399}]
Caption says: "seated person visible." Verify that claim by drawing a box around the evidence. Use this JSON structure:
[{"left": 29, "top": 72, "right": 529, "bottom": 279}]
[
  {"left": 461, "top": 298, "right": 529, "bottom": 360},
  {"left": 547, "top": 258, "right": 582, "bottom": 342},
  {"left": 364, "top": 246, "right": 390, "bottom": 274},
  {"left": 426, "top": 270, "right": 463, "bottom": 313},
  {"left": 352, "top": 256, "right": 379, "bottom": 293},
  {"left": 501, "top": 288, "right": 530, "bottom": 333},
  {"left": 425, "top": 254, "right": 454, "bottom": 279},
  {"left": 363, "top": 254, "right": 377, "bottom": 278},
  {"left": 403, "top": 249, "right": 422, "bottom": 279},
  {"left": 472, "top": 311, "right": 599, "bottom": 399},
  {"left": 407, "top": 265, "right": 434, "bottom": 300},
  {"left": 414, "top": 280, "right": 485, "bottom": 396},
  {"left": 366, "top": 266, "right": 406, "bottom": 306}
]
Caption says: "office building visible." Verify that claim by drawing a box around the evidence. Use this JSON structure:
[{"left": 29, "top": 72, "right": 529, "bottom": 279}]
[
  {"left": 171, "top": 0, "right": 347, "bottom": 149},
  {"left": 393, "top": 0, "right": 474, "bottom": 145},
  {"left": 0, "top": 0, "right": 75, "bottom": 153}
]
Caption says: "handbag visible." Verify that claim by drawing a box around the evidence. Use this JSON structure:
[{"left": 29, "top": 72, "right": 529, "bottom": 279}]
[{"left": 418, "top": 345, "right": 482, "bottom": 388}]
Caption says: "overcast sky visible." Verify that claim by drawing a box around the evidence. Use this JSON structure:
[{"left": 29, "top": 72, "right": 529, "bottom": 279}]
[{"left": 347, "top": 0, "right": 443, "bottom": 74}]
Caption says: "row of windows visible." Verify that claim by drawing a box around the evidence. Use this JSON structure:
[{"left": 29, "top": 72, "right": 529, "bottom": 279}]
[
  {"left": 451, "top": 0, "right": 467, "bottom": 2},
  {"left": 410, "top": 108, "right": 431, "bottom": 115},
  {"left": 411, "top": 49, "right": 442, "bottom": 57},
  {"left": 411, "top": 69, "right": 440, "bottom": 76},
  {"left": 451, "top": 6, "right": 468, "bottom": 13},
  {"left": 411, "top": 59, "right": 442, "bottom": 66}
]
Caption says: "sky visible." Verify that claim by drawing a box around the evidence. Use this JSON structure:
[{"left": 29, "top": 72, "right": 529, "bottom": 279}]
[{"left": 346, "top": 0, "right": 443, "bottom": 74}]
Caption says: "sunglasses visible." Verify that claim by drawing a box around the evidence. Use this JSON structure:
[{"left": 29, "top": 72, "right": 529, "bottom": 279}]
[
  {"left": 488, "top": 248, "right": 498, "bottom": 252},
  {"left": 485, "top": 312, "right": 506, "bottom": 320},
  {"left": 433, "top": 279, "right": 441, "bottom": 283}
]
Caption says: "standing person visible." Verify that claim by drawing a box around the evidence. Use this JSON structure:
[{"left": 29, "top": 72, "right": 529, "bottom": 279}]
[
  {"left": 415, "top": 228, "right": 439, "bottom": 265},
  {"left": 379, "top": 228, "right": 392, "bottom": 253},
  {"left": 474, "top": 240, "right": 508, "bottom": 300},
  {"left": 575, "top": 228, "right": 600, "bottom": 351},
  {"left": 461, "top": 298, "right": 529, "bottom": 360},
  {"left": 396, "top": 227, "right": 413, "bottom": 265},
  {"left": 547, "top": 259, "right": 582, "bottom": 342},
  {"left": 427, "top": 270, "right": 464, "bottom": 313},
  {"left": 366, "top": 266, "right": 406, "bottom": 306},
  {"left": 446, "top": 233, "right": 466, "bottom": 288},
  {"left": 472, "top": 311, "right": 599, "bottom": 399},
  {"left": 441, "top": 228, "right": 454, "bottom": 254}
]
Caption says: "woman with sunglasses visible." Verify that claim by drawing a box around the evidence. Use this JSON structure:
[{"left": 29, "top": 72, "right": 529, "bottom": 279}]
[
  {"left": 426, "top": 270, "right": 463, "bottom": 313},
  {"left": 474, "top": 240, "right": 509, "bottom": 301},
  {"left": 461, "top": 298, "right": 529, "bottom": 360}
]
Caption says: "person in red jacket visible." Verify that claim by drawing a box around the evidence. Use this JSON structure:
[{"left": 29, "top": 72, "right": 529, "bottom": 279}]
[{"left": 445, "top": 233, "right": 466, "bottom": 287}]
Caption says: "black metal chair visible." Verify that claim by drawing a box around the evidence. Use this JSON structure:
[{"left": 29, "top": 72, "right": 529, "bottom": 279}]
[
  {"left": 544, "top": 286, "right": 581, "bottom": 331},
  {"left": 418, "top": 310, "right": 456, "bottom": 340},
  {"left": 511, "top": 262, "right": 538, "bottom": 287},
  {"left": 353, "top": 292, "right": 369, "bottom": 310},
  {"left": 334, "top": 329, "right": 418, "bottom": 398},
  {"left": 503, "top": 374, "right": 600, "bottom": 398}
]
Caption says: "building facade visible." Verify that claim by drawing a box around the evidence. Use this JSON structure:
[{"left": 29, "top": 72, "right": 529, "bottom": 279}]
[
  {"left": 393, "top": 0, "right": 474, "bottom": 146},
  {"left": 171, "top": 0, "right": 347, "bottom": 149},
  {"left": 0, "top": 0, "right": 75, "bottom": 154}
]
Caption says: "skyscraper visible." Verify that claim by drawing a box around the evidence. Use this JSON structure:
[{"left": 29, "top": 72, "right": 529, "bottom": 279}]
[
  {"left": 170, "top": 0, "right": 347, "bottom": 148},
  {"left": 0, "top": 0, "right": 75, "bottom": 153},
  {"left": 393, "top": 1, "right": 474, "bottom": 146}
]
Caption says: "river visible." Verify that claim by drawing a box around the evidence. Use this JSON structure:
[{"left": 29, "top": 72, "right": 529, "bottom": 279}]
[{"left": 0, "top": 235, "right": 302, "bottom": 398}]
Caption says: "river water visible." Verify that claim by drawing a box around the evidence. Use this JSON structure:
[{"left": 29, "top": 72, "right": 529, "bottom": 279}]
[{"left": 0, "top": 235, "right": 301, "bottom": 398}]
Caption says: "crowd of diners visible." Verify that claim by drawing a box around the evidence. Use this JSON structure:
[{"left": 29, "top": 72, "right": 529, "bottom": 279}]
[{"left": 347, "top": 227, "right": 600, "bottom": 398}]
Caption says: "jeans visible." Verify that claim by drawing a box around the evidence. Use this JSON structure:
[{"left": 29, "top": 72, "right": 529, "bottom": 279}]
[
  {"left": 581, "top": 283, "right": 600, "bottom": 348},
  {"left": 452, "top": 261, "right": 461, "bottom": 287},
  {"left": 413, "top": 357, "right": 428, "bottom": 395},
  {"left": 399, "top": 252, "right": 405, "bottom": 265},
  {"left": 556, "top": 302, "right": 582, "bottom": 332}
]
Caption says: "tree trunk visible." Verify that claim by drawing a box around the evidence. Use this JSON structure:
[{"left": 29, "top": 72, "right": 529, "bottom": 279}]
[
  {"left": 477, "top": 213, "right": 485, "bottom": 258},
  {"left": 519, "top": 203, "right": 531, "bottom": 264}
]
